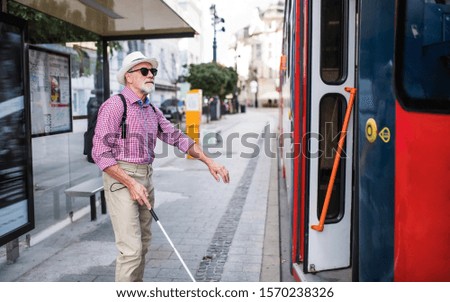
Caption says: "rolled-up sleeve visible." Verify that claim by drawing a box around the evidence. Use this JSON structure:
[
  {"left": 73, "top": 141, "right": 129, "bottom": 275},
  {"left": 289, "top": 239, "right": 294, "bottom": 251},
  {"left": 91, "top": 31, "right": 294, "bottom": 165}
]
[
  {"left": 92, "top": 98, "right": 122, "bottom": 170},
  {"left": 155, "top": 107, "right": 195, "bottom": 153}
]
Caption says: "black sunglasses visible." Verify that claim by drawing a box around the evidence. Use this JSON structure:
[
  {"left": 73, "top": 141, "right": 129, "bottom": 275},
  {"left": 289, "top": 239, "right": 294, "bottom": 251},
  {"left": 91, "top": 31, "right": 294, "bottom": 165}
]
[{"left": 128, "top": 67, "right": 158, "bottom": 77}]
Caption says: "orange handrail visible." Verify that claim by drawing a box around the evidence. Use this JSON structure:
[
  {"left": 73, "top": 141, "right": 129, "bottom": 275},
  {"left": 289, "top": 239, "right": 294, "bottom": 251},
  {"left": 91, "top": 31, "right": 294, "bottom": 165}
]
[{"left": 311, "top": 87, "right": 357, "bottom": 232}]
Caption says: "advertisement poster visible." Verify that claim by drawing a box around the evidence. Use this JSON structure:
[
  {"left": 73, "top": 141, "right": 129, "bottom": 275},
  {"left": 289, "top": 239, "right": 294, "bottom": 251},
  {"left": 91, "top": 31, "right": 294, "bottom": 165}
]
[
  {"left": 29, "top": 46, "right": 72, "bottom": 136},
  {"left": 0, "top": 13, "right": 34, "bottom": 247}
]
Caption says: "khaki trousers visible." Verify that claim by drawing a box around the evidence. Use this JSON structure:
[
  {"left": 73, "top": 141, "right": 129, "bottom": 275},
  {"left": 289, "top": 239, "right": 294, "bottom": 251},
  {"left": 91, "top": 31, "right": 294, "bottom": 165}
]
[{"left": 103, "top": 161, "right": 154, "bottom": 282}]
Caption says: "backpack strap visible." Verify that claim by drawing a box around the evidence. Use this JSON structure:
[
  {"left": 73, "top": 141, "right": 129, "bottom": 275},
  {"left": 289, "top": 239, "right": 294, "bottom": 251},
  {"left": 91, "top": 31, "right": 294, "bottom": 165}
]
[
  {"left": 148, "top": 103, "right": 163, "bottom": 133},
  {"left": 118, "top": 94, "right": 127, "bottom": 139},
  {"left": 117, "top": 94, "right": 163, "bottom": 138}
]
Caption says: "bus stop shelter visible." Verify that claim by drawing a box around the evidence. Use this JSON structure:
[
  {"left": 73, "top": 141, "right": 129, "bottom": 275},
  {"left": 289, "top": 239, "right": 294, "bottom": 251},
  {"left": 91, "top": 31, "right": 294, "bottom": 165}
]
[
  {"left": 2, "top": 0, "right": 199, "bottom": 98},
  {"left": 0, "top": 0, "right": 198, "bottom": 251}
]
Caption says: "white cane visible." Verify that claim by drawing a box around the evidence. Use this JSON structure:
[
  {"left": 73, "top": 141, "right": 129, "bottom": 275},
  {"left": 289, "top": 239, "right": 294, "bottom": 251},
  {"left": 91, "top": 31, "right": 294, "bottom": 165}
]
[{"left": 150, "top": 208, "right": 196, "bottom": 282}]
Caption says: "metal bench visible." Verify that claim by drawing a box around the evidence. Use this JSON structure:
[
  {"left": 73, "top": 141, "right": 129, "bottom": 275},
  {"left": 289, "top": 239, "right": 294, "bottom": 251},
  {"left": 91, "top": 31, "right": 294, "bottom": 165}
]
[
  {"left": 65, "top": 177, "right": 106, "bottom": 221},
  {"left": 34, "top": 175, "right": 87, "bottom": 220}
]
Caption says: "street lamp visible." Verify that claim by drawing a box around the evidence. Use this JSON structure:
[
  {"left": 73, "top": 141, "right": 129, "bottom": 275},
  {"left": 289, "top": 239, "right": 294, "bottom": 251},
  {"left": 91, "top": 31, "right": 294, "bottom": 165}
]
[
  {"left": 210, "top": 4, "right": 225, "bottom": 63},
  {"left": 234, "top": 53, "right": 240, "bottom": 113}
]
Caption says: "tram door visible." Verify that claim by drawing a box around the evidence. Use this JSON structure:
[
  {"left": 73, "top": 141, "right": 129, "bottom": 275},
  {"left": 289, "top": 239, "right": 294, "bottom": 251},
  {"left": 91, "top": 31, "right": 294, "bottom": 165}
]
[{"left": 304, "top": 0, "right": 356, "bottom": 273}]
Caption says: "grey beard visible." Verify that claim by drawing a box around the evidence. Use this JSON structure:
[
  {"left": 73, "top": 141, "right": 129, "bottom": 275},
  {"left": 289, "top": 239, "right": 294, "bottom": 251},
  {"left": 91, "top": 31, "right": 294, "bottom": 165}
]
[{"left": 141, "top": 83, "right": 155, "bottom": 95}]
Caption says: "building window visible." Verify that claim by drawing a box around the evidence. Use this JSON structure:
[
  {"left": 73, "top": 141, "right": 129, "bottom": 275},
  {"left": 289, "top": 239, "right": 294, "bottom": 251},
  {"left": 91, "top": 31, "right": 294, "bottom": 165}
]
[
  {"left": 73, "top": 91, "right": 79, "bottom": 115},
  {"left": 256, "top": 43, "right": 262, "bottom": 59},
  {"left": 171, "top": 53, "right": 176, "bottom": 81},
  {"left": 147, "top": 43, "right": 153, "bottom": 57}
]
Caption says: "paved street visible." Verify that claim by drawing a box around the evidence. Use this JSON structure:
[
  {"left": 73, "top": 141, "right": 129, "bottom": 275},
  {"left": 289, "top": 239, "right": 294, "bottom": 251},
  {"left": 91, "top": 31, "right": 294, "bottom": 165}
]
[{"left": 0, "top": 108, "right": 292, "bottom": 282}]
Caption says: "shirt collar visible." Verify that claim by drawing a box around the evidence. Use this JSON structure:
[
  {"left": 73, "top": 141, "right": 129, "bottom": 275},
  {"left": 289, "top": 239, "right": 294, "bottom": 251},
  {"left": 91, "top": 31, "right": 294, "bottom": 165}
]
[{"left": 120, "top": 86, "right": 150, "bottom": 106}]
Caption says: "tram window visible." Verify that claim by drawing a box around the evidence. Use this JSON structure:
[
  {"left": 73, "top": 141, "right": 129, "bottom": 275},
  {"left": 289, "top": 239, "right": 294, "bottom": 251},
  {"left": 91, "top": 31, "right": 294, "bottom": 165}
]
[
  {"left": 285, "top": 0, "right": 294, "bottom": 79},
  {"left": 320, "top": 0, "right": 348, "bottom": 84},
  {"left": 317, "top": 94, "right": 346, "bottom": 223},
  {"left": 395, "top": 0, "right": 450, "bottom": 113}
]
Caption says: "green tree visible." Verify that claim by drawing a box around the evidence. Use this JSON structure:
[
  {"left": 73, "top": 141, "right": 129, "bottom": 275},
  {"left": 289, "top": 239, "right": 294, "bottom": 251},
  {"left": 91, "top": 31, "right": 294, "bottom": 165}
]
[{"left": 186, "top": 63, "right": 238, "bottom": 100}]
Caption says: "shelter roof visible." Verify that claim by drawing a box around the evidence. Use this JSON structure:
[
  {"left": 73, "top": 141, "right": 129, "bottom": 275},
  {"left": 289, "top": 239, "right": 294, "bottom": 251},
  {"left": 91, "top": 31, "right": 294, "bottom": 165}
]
[{"left": 14, "top": 0, "right": 199, "bottom": 40}]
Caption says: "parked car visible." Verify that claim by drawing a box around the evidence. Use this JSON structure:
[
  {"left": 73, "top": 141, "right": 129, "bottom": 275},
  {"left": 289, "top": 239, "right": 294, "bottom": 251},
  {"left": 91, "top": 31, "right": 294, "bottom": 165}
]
[{"left": 159, "top": 98, "right": 185, "bottom": 122}]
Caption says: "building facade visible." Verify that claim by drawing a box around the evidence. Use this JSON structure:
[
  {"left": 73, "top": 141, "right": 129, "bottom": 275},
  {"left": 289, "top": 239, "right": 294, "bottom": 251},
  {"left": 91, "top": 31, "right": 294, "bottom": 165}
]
[
  {"left": 0, "top": 0, "right": 203, "bottom": 247},
  {"left": 234, "top": 1, "right": 284, "bottom": 107}
]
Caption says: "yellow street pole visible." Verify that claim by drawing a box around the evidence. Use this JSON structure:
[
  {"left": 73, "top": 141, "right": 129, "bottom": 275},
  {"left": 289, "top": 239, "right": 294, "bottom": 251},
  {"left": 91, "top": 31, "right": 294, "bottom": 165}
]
[{"left": 185, "top": 89, "right": 203, "bottom": 159}]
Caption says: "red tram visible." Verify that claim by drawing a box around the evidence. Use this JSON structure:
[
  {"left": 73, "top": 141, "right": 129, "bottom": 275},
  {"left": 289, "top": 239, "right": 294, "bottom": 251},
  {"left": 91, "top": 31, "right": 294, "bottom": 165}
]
[{"left": 278, "top": 0, "right": 450, "bottom": 281}]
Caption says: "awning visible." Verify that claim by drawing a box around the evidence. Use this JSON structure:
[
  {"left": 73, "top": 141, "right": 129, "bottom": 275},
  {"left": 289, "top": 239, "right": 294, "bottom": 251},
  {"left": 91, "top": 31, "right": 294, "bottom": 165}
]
[
  {"left": 259, "top": 91, "right": 280, "bottom": 101},
  {"left": 13, "top": 0, "right": 199, "bottom": 40}
]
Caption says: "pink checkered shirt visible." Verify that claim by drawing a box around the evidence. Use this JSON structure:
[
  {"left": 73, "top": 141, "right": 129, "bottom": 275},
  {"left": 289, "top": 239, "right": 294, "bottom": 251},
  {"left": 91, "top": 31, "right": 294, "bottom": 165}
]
[{"left": 92, "top": 87, "right": 194, "bottom": 171}]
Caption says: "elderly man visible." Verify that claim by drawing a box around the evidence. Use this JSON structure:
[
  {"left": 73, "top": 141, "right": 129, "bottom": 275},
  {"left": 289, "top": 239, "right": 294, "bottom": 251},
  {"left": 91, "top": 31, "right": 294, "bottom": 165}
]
[{"left": 92, "top": 51, "right": 229, "bottom": 282}]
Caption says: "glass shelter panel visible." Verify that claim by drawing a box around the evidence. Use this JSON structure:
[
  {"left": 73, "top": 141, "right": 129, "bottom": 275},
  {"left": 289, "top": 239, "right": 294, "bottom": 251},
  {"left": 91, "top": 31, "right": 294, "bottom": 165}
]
[{"left": 0, "top": 13, "right": 34, "bottom": 246}]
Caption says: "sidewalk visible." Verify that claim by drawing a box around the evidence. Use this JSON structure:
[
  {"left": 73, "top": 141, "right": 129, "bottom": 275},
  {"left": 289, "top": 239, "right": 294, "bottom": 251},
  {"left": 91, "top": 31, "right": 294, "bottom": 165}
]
[{"left": 0, "top": 108, "right": 288, "bottom": 282}]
